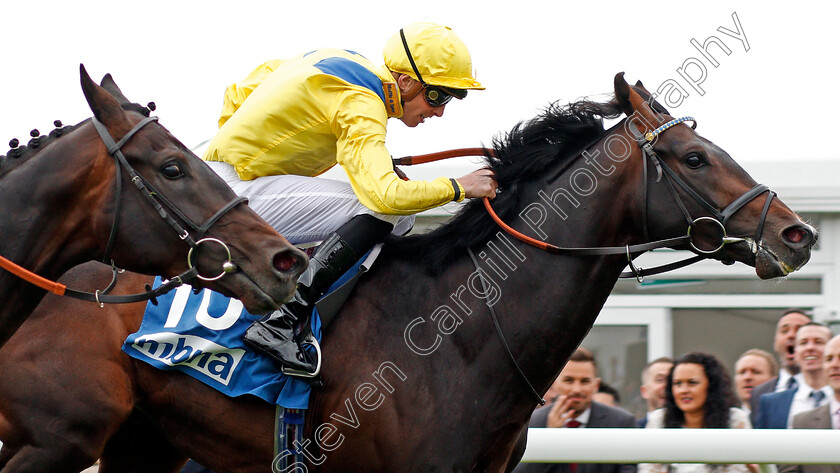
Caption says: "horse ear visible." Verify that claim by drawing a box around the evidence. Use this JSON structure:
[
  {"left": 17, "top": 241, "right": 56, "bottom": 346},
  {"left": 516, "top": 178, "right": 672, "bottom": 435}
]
[
  {"left": 614, "top": 72, "right": 659, "bottom": 132},
  {"left": 632, "top": 81, "right": 671, "bottom": 117},
  {"left": 80, "top": 64, "right": 131, "bottom": 130},
  {"left": 99, "top": 73, "right": 132, "bottom": 105},
  {"left": 614, "top": 72, "right": 635, "bottom": 117},
  {"left": 634, "top": 80, "right": 652, "bottom": 96}
]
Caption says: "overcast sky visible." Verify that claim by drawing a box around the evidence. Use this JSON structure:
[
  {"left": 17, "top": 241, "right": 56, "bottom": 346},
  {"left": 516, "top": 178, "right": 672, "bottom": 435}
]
[{"left": 2, "top": 1, "right": 837, "bottom": 180}]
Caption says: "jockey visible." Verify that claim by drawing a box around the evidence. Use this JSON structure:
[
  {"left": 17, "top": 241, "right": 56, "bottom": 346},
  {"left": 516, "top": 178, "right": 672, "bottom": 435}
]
[{"left": 203, "top": 22, "right": 497, "bottom": 375}]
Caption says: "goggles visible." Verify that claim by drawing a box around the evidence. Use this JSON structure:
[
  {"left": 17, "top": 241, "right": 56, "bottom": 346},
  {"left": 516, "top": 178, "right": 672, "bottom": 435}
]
[
  {"left": 423, "top": 85, "right": 467, "bottom": 107},
  {"left": 400, "top": 28, "right": 466, "bottom": 108}
]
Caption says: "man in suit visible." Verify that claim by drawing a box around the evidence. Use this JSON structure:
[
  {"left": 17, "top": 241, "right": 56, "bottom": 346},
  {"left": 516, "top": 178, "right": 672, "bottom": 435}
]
[
  {"left": 750, "top": 309, "right": 811, "bottom": 425},
  {"left": 636, "top": 357, "right": 673, "bottom": 428},
  {"left": 778, "top": 334, "right": 840, "bottom": 473},
  {"left": 755, "top": 323, "right": 833, "bottom": 429},
  {"left": 513, "top": 348, "right": 637, "bottom": 473}
]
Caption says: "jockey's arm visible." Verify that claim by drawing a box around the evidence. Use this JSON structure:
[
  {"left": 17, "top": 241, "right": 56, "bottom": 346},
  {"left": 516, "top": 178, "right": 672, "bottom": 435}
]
[{"left": 333, "top": 91, "right": 495, "bottom": 215}]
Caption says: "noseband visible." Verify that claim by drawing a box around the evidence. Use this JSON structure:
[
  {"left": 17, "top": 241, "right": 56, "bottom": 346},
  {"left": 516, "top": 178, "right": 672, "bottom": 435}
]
[
  {"left": 92, "top": 116, "right": 248, "bottom": 282},
  {"left": 630, "top": 117, "right": 775, "bottom": 260}
]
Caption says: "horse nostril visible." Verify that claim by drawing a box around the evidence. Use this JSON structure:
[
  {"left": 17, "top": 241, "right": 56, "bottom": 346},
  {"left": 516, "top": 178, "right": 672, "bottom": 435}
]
[
  {"left": 783, "top": 225, "right": 813, "bottom": 247},
  {"left": 273, "top": 251, "right": 299, "bottom": 273}
]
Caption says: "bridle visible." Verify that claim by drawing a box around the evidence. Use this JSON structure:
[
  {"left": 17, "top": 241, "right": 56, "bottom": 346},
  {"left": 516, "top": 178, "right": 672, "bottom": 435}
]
[
  {"left": 0, "top": 114, "right": 248, "bottom": 305},
  {"left": 481, "top": 116, "right": 776, "bottom": 281},
  {"left": 395, "top": 116, "right": 777, "bottom": 405},
  {"left": 481, "top": 116, "right": 775, "bottom": 404},
  {"left": 91, "top": 116, "right": 248, "bottom": 280}
]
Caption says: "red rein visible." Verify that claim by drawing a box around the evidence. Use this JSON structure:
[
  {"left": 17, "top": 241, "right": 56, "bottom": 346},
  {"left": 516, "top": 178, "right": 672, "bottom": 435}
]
[{"left": 393, "top": 147, "right": 553, "bottom": 252}]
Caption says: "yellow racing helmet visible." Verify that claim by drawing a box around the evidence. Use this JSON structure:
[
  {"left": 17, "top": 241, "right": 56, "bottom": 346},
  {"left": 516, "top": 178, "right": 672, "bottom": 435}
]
[{"left": 383, "top": 22, "right": 484, "bottom": 92}]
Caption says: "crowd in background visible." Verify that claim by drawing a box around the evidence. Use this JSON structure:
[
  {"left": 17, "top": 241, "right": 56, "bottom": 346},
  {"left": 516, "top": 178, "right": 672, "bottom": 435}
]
[{"left": 513, "top": 309, "right": 840, "bottom": 473}]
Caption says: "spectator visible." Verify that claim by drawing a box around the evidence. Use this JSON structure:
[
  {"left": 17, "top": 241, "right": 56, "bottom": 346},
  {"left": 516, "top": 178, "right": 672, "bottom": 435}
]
[
  {"left": 514, "top": 348, "right": 637, "bottom": 473},
  {"left": 639, "top": 352, "right": 756, "bottom": 473},
  {"left": 637, "top": 357, "right": 674, "bottom": 428},
  {"left": 749, "top": 309, "right": 811, "bottom": 425},
  {"left": 734, "top": 349, "right": 778, "bottom": 415},
  {"left": 594, "top": 382, "right": 621, "bottom": 408},
  {"left": 755, "top": 323, "right": 833, "bottom": 429},
  {"left": 779, "top": 334, "right": 840, "bottom": 473}
]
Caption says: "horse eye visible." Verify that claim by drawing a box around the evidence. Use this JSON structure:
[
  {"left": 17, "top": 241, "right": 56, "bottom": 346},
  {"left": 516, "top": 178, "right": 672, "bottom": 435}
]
[
  {"left": 161, "top": 163, "right": 184, "bottom": 179},
  {"left": 685, "top": 154, "right": 705, "bottom": 169}
]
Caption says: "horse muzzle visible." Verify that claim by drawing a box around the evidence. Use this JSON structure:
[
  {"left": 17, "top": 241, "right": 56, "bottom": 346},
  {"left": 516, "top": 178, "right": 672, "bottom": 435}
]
[{"left": 752, "top": 222, "right": 816, "bottom": 279}]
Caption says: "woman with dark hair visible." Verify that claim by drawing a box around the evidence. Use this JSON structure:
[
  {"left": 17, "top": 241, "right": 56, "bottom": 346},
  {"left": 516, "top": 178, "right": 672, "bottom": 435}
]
[{"left": 639, "top": 352, "right": 757, "bottom": 473}]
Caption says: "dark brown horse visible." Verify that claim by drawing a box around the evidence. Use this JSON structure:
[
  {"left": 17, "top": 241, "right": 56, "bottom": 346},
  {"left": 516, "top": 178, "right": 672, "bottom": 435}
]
[
  {"left": 0, "top": 66, "right": 307, "bottom": 349},
  {"left": 0, "top": 73, "right": 816, "bottom": 473}
]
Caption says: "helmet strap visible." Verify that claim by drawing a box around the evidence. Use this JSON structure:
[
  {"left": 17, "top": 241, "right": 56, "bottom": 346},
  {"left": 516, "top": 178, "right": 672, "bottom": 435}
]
[{"left": 400, "top": 28, "right": 427, "bottom": 86}]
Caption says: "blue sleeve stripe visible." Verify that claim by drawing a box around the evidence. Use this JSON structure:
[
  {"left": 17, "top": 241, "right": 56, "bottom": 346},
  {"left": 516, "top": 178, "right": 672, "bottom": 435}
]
[{"left": 313, "top": 56, "right": 386, "bottom": 105}]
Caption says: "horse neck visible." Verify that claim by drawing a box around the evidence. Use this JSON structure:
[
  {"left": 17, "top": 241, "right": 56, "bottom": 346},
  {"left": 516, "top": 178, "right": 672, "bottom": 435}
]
[
  {"left": 366, "top": 132, "right": 647, "bottom": 420},
  {"left": 0, "top": 125, "right": 107, "bottom": 307},
  {"left": 469, "top": 148, "right": 643, "bottom": 376}
]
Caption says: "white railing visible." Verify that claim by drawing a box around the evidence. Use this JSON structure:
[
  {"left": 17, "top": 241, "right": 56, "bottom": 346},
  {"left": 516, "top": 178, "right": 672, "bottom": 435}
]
[{"left": 520, "top": 428, "right": 840, "bottom": 473}]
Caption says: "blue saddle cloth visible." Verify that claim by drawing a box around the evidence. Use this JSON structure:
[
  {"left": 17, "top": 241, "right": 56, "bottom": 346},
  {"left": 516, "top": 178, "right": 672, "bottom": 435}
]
[
  {"left": 123, "top": 249, "right": 372, "bottom": 409},
  {"left": 122, "top": 277, "right": 321, "bottom": 409}
]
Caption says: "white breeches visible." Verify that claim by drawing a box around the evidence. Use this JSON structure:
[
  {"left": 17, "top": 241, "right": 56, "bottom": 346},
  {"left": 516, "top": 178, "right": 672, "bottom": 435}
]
[{"left": 206, "top": 161, "right": 415, "bottom": 245}]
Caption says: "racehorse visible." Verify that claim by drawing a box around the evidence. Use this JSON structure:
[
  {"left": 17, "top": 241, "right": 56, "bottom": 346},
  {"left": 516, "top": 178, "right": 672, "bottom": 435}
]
[
  {"left": 0, "top": 73, "right": 816, "bottom": 473},
  {"left": 0, "top": 66, "right": 307, "bottom": 349}
]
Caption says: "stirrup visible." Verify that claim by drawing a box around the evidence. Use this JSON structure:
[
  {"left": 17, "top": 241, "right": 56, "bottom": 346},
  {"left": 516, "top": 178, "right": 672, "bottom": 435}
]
[{"left": 281, "top": 332, "right": 322, "bottom": 378}]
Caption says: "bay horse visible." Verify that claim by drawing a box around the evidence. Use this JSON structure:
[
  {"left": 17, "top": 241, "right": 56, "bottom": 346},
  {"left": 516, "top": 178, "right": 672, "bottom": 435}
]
[
  {"left": 0, "top": 73, "right": 816, "bottom": 473},
  {"left": 0, "top": 65, "right": 307, "bottom": 349}
]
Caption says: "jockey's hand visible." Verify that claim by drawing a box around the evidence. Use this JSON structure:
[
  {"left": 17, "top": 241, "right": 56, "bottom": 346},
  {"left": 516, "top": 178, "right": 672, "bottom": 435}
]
[
  {"left": 393, "top": 165, "right": 409, "bottom": 181},
  {"left": 457, "top": 168, "right": 498, "bottom": 199}
]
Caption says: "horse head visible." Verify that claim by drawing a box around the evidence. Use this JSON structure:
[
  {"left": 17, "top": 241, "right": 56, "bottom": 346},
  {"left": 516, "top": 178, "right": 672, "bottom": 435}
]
[
  {"left": 76, "top": 65, "right": 307, "bottom": 311},
  {"left": 612, "top": 72, "right": 815, "bottom": 279}
]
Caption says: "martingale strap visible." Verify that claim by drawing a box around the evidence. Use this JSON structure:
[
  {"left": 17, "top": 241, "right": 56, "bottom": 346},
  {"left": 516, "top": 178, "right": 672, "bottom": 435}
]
[{"left": 468, "top": 248, "right": 545, "bottom": 406}]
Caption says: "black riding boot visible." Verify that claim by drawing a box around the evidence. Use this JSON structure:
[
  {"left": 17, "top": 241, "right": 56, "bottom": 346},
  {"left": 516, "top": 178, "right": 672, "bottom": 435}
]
[{"left": 243, "top": 215, "right": 394, "bottom": 374}]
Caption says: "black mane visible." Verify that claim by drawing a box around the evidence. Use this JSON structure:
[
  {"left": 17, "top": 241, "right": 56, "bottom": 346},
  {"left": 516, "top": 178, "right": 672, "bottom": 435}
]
[
  {"left": 0, "top": 103, "right": 151, "bottom": 177},
  {"left": 383, "top": 97, "right": 626, "bottom": 273}
]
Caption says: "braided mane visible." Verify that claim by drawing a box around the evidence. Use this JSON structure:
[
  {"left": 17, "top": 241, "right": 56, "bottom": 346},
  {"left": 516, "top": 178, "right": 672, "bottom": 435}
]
[{"left": 0, "top": 103, "right": 151, "bottom": 178}]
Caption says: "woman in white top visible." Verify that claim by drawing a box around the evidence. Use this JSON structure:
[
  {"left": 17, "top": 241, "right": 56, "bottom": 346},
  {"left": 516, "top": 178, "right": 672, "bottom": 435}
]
[{"left": 640, "top": 352, "right": 758, "bottom": 473}]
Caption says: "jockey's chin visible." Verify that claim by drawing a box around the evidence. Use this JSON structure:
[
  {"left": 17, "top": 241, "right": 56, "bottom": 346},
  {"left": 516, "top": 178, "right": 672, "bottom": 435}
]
[{"left": 399, "top": 98, "right": 445, "bottom": 127}]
